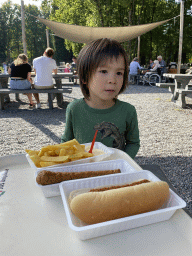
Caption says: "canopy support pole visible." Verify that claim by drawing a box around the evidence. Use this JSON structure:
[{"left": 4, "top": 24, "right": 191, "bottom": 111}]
[
  {"left": 177, "top": 1, "right": 184, "bottom": 74},
  {"left": 21, "top": 0, "right": 27, "bottom": 55},
  {"left": 137, "top": 36, "right": 140, "bottom": 61}
]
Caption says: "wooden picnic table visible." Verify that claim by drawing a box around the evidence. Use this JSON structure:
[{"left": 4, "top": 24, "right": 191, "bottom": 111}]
[
  {"left": 0, "top": 73, "right": 74, "bottom": 109},
  {"left": 31, "top": 72, "right": 74, "bottom": 106},
  {"left": 163, "top": 73, "right": 192, "bottom": 90},
  {"left": 163, "top": 73, "right": 192, "bottom": 108},
  {"left": 0, "top": 74, "right": 11, "bottom": 102},
  {"left": 0, "top": 73, "right": 10, "bottom": 86}
]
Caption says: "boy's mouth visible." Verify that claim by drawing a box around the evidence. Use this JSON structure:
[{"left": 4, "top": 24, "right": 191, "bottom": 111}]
[{"left": 105, "top": 89, "right": 115, "bottom": 92}]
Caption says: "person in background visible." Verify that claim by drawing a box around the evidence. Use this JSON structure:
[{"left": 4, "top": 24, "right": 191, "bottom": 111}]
[
  {"left": 64, "top": 63, "right": 71, "bottom": 73},
  {"left": 8, "top": 54, "right": 38, "bottom": 108},
  {"left": 33, "top": 47, "right": 57, "bottom": 109},
  {"left": 144, "top": 60, "right": 161, "bottom": 77},
  {"left": 70, "top": 56, "right": 77, "bottom": 84},
  {"left": 148, "top": 59, "right": 154, "bottom": 69},
  {"left": 1, "top": 62, "right": 10, "bottom": 103},
  {"left": 3, "top": 62, "right": 7, "bottom": 74},
  {"left": 157, "top": 55, "right": 166, "bottom": 74},
  {"left": 61, "top": 38, "right": 140, "bottom": 159},
  {"left": 129, "top": 57, "right": 143, "bottom": 84}
]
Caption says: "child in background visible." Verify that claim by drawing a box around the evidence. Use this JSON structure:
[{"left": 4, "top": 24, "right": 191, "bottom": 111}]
[
  {"left": 61, "top": 38, "right": 140, "bottom": 159},
  {"left": 64, "top": 63, "right": 71, "bottom": 73}
]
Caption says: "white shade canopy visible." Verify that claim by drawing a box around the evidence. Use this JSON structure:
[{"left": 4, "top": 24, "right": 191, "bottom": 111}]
[{"left": 36, "top": 16, "right": 179, "bottom": 43}]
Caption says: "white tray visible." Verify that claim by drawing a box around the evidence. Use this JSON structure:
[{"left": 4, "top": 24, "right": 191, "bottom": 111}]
[
  {"left": 35, "top": 159, "right": 137, "bottom": 197},
  {"left": 59, "top": 171, "right": 186, "bottom": 240},
  {"left": 26, "top": 142, "right": 114, "bottom": 171}
]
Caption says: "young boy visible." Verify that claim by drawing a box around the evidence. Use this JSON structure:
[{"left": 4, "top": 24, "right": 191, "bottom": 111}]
[{"left": 61, "top": 38, "right": 140, "bottom": 159}]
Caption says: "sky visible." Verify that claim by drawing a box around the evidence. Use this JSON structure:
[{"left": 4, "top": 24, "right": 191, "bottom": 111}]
[{"left": 0, "top": 0, "right": 42, "bottom": 7}]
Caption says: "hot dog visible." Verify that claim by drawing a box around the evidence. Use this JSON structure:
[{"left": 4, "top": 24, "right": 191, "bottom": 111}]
[
  {"left": 36, "top": 169, "right": 121, "bottom": 185},
  {"left": 69, "top": 180, "right": 169, "bottom": 224}
]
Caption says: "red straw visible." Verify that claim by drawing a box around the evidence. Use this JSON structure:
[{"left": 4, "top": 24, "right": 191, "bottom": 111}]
[{"left": 89, "top": 130, "right": 98, "bottom": 153}]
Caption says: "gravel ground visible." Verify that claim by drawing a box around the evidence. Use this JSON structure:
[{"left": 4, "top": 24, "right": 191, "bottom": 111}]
[{"left": 0, "top": 84, "right": 191, "bottom": 215}]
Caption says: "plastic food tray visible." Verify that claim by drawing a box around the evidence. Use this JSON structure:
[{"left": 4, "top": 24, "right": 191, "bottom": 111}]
[
  {"left": 59, "top": 171, "right": 186, "bottom": 240},
  {"left": 26, "top": 142, "right": 114, "bottom": 171},
  {"left": 35, "top": 159, "right": 137, "bottom": 197}
]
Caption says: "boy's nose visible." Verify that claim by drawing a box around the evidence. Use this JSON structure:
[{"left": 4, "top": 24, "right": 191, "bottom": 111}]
[{"left": 108, "top": 73, "right": 116, "bottom": 83}]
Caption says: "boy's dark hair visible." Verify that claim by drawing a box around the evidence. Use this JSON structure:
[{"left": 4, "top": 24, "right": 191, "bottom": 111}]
[
  {"left": 44, "top": 47, "right": 55, "bottom": 57},
  {"left": 77, "top": 38, "right": 128, "bottom": 99}
]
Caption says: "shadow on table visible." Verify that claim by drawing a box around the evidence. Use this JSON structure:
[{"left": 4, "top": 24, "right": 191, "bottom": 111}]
[{"left": 135, "top": 155, "right": 192, "bottom": 218}]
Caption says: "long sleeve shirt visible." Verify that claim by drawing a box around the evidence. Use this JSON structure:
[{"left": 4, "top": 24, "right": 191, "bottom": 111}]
[
  {"left": 61, "top": 98, "right": 140, "bottom": 159},
  {"left": 129, "top": 61, "right": 142, "bottom": 75}
]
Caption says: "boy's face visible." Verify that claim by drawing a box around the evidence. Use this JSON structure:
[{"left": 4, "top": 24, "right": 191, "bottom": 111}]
[{"left": 87, "top": 55, "right": 125, "bottom": 108}]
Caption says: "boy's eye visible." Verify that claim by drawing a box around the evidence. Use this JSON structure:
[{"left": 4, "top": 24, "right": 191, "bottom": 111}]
[
  {"left": 117, "top": 72, "right": 123, "bottom": 76},
  {"left": 99, "top": 70, "right": 107, "bottom": 74}
]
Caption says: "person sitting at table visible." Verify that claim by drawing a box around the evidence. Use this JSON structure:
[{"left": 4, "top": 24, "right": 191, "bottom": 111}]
[
  {"left": 144, "top": 60, "right": 161, "bottom": 76},
  {"left": 157, "top": 55, "right": 166, "bottom": 74},
  {"left": 148, "top": 59, "right": 154, "bottom": 69},
  {"left": 129, "top": 57, "right": 143, "bottom": 84},
  {"left": 32, "top": 47, "right": 57, "bottom": 109},
  {"left": 8, "top": 54, "right": 39, "bottom": 108},
  {"left": 3, "top": 62, "right": 8, "bottom": 74},
  {"left": 64, "top": 63, "right": 71, "bottom": 73},
  {"left": 70, "top": 56, "right": 78, "bottom": 84}
]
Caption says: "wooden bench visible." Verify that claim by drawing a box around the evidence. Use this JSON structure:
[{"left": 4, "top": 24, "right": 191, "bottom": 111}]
[
  {"left": 61, "top": 82, "right": 74, "bottom": 87},
  {"left": 175, "top": 88, "right": 192, "bottom": 108},
  {"left": 156, "top": 83, "right": 175, "bottom": 88},
  {"left": 13, "top": 82, "right": 74, "bottom": 102},
  {"left": 156, "top": 83, "right": 175, "bottom": 99},
  {"left": 156, "top": 82, "right": 192, "bottom": 108},
  {"left": 0, "top": 87, "right": 72, "bottom": 110}
]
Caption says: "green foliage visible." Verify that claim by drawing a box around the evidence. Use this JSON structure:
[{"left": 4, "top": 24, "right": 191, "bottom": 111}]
[
  {"left": 0, "top": 0, "right": 191, "bottom": 65},
  {"left": 0, "top": 6, "right": 7, "bottom": 62},
  {"left": 49, "top": 0, "right": 192, "bottom": 64},
  {"left": 24, "top": 5, "right": 47, "bottom": 63}
]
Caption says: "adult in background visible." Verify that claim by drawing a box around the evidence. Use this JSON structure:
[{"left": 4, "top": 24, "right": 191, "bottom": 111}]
[
  {"left": 70, "top": 56, "right": 77, "bottom": 84},
  {"left": 3, "top": 62, "right": 8, "bottom": 74},
  {"left": 1, "top": 62, "right": 10, "bottom": 103},
  {"left": 148, "top": 59, "right": 154, "bottom": 69},
  {"left": 129, "top": 57, "right": 143, "bottom": 84},
  {"left": 157, "top": 55, "right": 166, "bottom": 74},
  {"left": 33, "top": 47, "right": 57, "bottom": 109},
  {"left": 8, "top": 54, "right": 38, "bottom": 108},
  {"left": 144, "top": 60, "right": 161, "bottom": 76}
]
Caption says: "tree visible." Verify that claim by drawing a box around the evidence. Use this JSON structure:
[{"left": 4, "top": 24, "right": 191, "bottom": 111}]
[
  {"left": 0, "top": 6, "right": 7, "bottom": 63},
  {"left": 49, "top": 0, "right": 192, "bottom": 64},
  {"left": 54, "top": 36, "right": 73, "bottom": 64},
  {"left": 0, "top": 0, "right": 191, "bottom": 65},
  {"left": 25, "top": 5, "right": 47, "bottom": 63},
  {"left": 0, "top": 2, "right": 19, "bottom": 64}
]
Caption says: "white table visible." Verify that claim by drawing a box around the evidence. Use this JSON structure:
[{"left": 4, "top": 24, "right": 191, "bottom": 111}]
[
  {"left": 163, "top": 73, "right": 192, "bottom": 107},
  {"left": 163, "top": 73, "right": 192, "bottom": 90},
  {"left": 31, "top": 72, "right": 74, "bottom": 82},
  {"left": 0, "top": 152, "right": 192, "bottom": 256}
]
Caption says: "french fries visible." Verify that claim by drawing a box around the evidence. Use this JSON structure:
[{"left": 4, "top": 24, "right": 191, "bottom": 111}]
[{"left": 25, "top": 139, "right": 94, "bottom": 168}]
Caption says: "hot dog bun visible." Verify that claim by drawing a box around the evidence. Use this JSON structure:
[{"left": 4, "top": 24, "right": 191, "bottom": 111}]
[{"left": 69, "top": 180, "right": 169, "bottom": 224}]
